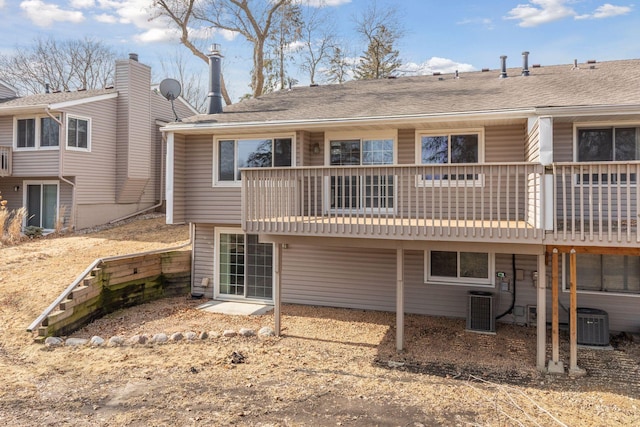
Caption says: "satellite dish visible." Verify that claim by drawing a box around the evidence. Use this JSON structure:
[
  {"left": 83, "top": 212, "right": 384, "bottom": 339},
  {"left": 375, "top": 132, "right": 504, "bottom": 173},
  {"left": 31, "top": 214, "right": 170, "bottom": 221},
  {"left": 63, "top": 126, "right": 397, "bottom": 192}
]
[
  {"left": 159, "top": 78, "right": 182, "bottom": 121},
  {"left": 159, "top": 78, "right": 181, "bottom": 101}
]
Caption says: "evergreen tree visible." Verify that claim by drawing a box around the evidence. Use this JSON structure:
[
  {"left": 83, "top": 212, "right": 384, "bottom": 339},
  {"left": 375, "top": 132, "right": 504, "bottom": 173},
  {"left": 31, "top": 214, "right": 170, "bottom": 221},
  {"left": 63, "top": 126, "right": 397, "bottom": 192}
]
[
  {"left": 325, "top": 46, "right": 351, "bottom": 84},
  {"left": 354, "top": 25, "right": 401, "bottom": 80}
]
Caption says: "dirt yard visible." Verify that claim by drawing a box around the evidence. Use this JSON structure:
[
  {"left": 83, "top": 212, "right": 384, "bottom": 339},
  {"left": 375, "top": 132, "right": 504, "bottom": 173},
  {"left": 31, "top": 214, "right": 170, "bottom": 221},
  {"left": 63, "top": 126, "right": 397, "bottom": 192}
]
[{"left": 0, "top": 216, "right": 639, "bottom": 426}]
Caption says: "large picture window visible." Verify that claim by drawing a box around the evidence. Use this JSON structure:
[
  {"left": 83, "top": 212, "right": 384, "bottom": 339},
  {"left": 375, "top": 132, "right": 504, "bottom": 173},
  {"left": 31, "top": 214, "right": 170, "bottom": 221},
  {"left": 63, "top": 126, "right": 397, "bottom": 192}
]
[
  {"left": 417, "top": 130, "right": 483, "bottom": 186},
  {"left": 15, "top": 116, "right": 60, "bottom": 150},
  {"left": 328, "top": 137, "right": 395, "bottom": 212},
  {"left": 217, "top": 137, "right": 292, "bottom": 183},
  {"left": 576, "top": 126, "right": 639, "bottom": 183},
  {"left": 425, "top": 250, "right": 493, "bottom": 286},
  {"left": 565, "top": 253, "right": 640, "bottom": 295}
]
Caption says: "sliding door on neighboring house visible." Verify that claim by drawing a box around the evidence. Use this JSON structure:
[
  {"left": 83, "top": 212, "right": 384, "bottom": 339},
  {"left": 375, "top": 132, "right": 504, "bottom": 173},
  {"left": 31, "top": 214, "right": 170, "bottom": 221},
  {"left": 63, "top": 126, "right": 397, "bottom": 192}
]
[{"left": 25, "top": 181, "right": 58, "bottom": 229}]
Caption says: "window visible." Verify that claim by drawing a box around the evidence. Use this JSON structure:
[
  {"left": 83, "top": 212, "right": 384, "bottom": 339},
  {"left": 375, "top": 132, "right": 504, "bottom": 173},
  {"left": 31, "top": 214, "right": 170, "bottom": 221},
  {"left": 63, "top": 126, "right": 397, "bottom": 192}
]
[
  {"left": 14, "top": 116, "right": 60, "bottom": 150},
  {"left": 564, "top": 253, "right": 640, "bottom": 295},
  {"left": 576, "top": 126, "right": 640, "bottom": 183},
  {"left": 417, "top": 131, "right": 483, "bottom": 186},
  {"left": 216, "top": 137, "right": 292, "bottom": 183},
  {"left": 24, "top": 181, "right": 59, "bottom": 230},
  {"left": 216, "top": 230, "right": 273, "bottom": 300},
  {"left": 67, "top": 116, "right": 90, "bottom": 150},
  {"left": 328, "top": 137, "right": 395, "bottom": 211},
  {"left": 425, "top": 250, "right": 493, "bottom": 286}
]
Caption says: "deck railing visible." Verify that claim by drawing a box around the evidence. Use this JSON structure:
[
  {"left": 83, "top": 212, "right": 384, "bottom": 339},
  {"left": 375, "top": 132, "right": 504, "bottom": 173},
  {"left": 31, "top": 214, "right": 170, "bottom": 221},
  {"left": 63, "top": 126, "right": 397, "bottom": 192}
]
[
  {"left": 552, "top": 161, "right": 640, "bottom": 245},
  {"left": 0, "top": 146, "right": 11, "bottom": 177},
  {"left": 242, "top": 163, "right": 544, "bottom": 243}
]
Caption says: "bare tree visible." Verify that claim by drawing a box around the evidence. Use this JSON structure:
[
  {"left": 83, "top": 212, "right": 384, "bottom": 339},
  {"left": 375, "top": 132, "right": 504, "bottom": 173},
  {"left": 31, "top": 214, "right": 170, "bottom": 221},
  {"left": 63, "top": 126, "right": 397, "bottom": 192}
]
[
  {"left": 152, "top": 0, "right": 292, "bottom": 102},
  {"left": 157, "top": 49, "right": 208, "bottom": 113},
  {"left": 352, "top": 3, "right": 403, "bottom": 80},
  {"left": 325, "top": 45, "right": 353, "bottom": 84},
  {"left": 298, "top": 7, "right": 335, "bottom": 85},
  {"left": 266, "top": 2, "right": 303, "bottom": 91},
  {"left": 0, "top": 37, "right": 116, "bottom": 95}
]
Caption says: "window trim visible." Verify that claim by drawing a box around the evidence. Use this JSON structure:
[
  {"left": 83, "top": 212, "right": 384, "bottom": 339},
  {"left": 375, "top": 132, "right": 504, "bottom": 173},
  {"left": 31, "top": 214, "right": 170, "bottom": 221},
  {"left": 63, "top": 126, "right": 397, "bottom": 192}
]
[
  {"left": 13, "top": 115, "right": 61, "bottom": 151},
  {"left": 66, "top": 114, "right": 92, "bottom": 152},
  {"left": 213, "top": 227, "right": 275, "bottom": 302},
  {"left": 212, "top": 134, "right": 296, "bottom": 187},
  {"left": 424, "top": 250, "right": 495, "bottom": 287},
  {"left": 415, "top": 128, "right": 485, "bottom": 187},
  {"left": 561, "top": 253, "right": 640, "bottom": 298}
]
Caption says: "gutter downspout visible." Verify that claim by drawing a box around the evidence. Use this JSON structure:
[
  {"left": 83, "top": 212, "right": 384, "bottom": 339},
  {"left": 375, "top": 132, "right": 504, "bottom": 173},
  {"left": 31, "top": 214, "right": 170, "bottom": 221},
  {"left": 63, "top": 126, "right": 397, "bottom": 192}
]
[
  {"left": 45, "top": 108, "right": 76, "bottom": 230},
  {"left": 27, "top": 221, "right": 194, "bottom": 333},
  {"left": 108, "top": 128, "right": 167, "bottom": 224}
]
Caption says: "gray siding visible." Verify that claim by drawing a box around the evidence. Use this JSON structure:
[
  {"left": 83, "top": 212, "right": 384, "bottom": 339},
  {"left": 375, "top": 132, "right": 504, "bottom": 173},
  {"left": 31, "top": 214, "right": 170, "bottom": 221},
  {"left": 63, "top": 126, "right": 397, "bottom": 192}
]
[
  {"left": 0, "top": 116, "right": 11, "bottom": 147},
  {"left": 553, "top": 122, "right": 573, "bottom": 162},
  {"left": 0, "top": 82, "right": 17, "bottom": 99},
  {"left": 63, "top": 98, "right": 118, "bottom": 204},
  {"left": 172, "top": 134, "right": 186, "bottom": 224},
  {"left": 192, "top": 223, "right": 215, "bottom": 297}
]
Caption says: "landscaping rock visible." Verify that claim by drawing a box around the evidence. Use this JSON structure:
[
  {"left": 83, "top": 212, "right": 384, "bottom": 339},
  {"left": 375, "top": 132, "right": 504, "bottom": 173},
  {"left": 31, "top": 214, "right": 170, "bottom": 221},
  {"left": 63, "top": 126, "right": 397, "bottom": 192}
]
[
  {"left": 239, "top": 328, "right": 255, "bottom": 337},
  {"left": 222, "top": 329, "right": 237, "bottom": 338},
  {"left": 185, "top": 331, "right": 197, "bottom": 341},
  {"left": 152, "top": 333, "right": 168, "bottom": 343},
  {"left": 90, "top": 336, "right": 105, "bottom": 346},
  {"left": 258, "top": 326, "right": 275, "bottom": 337},
  {"left": 128, "top": 335, "right": 148, "bottom": 345},
  {"left": 170, "top": 332, "right": 183, "bottom": 342},
  {"left": 108, "top": 336, "right": 125, "bottom": 347},
  {"left": 65, "top": 338, "right": 88, "bottom": 347},
  {"left": 44, "top": 337, "right": 63, "bottom": 347},
  {"left": 209, "top": 331, "right": 220, "bottom": 339},
  {"left": 198, "top": 331, "right": 209, "bottom": 340}
]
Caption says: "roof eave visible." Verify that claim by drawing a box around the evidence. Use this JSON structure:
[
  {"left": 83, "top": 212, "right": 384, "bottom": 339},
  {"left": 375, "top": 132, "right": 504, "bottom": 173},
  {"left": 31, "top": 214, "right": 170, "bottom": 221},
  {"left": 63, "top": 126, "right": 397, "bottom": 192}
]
[
  {"left": 535, "top": 104, "right": 640, "bottom": 116},
  {"left": 161, "top": 108, "right": 538, "bottom": 134}
]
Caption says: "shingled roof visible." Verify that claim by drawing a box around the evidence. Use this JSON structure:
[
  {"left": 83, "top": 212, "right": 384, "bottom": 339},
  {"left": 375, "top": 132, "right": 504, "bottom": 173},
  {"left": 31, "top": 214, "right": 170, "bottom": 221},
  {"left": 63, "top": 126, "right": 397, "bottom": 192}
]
[
  {"left": 0, "top": 87, "right": 117, "bottom": 110},
  {"left": 179, "top": 58, "right": 640, "bottom": 126}
]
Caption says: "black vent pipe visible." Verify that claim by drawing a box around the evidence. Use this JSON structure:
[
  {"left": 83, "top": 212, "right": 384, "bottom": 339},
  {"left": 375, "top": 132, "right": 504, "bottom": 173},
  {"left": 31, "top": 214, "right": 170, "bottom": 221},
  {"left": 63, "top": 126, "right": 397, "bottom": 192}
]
[{"left": 207, "top": 44, "right": 224, "bottom": 115}]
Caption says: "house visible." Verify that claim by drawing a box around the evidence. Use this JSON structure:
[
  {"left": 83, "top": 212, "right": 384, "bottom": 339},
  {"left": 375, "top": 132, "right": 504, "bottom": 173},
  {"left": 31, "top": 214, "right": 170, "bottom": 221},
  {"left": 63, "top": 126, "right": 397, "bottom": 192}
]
[
  {"left": 162, "top": 51, "right": 640, "bottom": 374},
  {"left": 0, "top": 54, "right": 196, "bottom": 230}
]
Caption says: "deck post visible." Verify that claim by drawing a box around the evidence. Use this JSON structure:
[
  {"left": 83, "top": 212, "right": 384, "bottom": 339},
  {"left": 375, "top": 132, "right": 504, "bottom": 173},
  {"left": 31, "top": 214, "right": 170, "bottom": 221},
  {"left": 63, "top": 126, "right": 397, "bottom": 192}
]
[
  {"left": 536, "top": 253, "right": 547, "bottom": 371},
  {"left": 396, "top": 248, "right": 404, "bottom": 352},
  {"left": 548, "top": 248, "right": 564, "bottom": 373},
  {"left": 569, "top": 249, "right": 586, "bottom": 376},
  {"left": 274, "top": 243, "right": 282, "bottom": 336}
]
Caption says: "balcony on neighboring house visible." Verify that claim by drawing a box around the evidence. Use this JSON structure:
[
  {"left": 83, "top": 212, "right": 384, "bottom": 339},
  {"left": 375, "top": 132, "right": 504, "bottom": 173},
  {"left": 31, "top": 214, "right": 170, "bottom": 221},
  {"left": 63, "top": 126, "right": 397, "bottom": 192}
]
[
  {"left": 0, "top": 146, "right": 11, "bottom": 177},
  {"left": 550, "top": 161, "right": 640, "bottom": 247},
  {"left": 242, "top": 163, "right": 545, "bottom": 244}
]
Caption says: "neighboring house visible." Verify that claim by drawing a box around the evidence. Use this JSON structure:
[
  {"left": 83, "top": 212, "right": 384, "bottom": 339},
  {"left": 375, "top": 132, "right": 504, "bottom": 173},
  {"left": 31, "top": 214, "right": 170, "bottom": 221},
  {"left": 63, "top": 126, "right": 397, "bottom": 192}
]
[
  {"left": 0, "top": 54, "right": 196, "bottom": 230},
  {"left": 163, "top": 52, "right": 640, "bottom": 374}
]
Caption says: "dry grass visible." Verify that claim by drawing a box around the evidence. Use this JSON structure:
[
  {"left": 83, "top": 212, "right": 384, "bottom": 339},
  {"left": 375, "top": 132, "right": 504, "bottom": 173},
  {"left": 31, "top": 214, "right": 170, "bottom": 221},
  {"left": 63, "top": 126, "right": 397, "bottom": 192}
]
[
  {"left": 0, "top": 216, "right": 639, "bottom": 426},
  {"left": 0, "top": 206, "right": 26, "bottom": 246}
]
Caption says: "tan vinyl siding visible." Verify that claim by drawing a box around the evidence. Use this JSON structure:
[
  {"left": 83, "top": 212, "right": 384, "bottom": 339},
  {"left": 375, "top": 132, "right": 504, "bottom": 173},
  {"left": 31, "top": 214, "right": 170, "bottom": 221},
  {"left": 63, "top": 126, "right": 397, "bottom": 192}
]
[
  {"left": 12, "top": 151, "right": 59, "bottom": 176},
  {"left": 485, "top": 123, "right": 526, "bottom": 162},
  {"left": 184, "top": 134, "right": 241, "bottom": 224},
  {"left": 0, "top": 116, "right": 11, "bottom": 147},
  {"left": 524, "top": 119, "right": 540, "bottom": 162},
  {"left": 397, "top": 128, "right": 414, "bottom": 164},
  {"left": 172, "top": 134, "right": 186, "bottom": 224},
  {"left": 192, "top": 223, "right": 215, "bottom": 297},
  {"left": 553, "top": 122, "right": 573, "bottom": 162},
  {"left": 0, "top": 177, "right": 25, "bottom": 210},
  {"left": 295, "top": 130, "right": 306, "bottom": 166},
  {"left": 307, "top": 132, "right": 324, "bottom": 167},
  {"left": 62, "top": 98, "right": 117, "bottom": 204}
]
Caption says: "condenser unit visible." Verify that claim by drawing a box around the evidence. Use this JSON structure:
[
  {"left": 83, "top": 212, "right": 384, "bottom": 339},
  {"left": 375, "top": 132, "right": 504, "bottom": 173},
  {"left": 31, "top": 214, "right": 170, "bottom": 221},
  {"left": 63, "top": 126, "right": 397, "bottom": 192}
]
[
  {"left": 577, "top": 308, "right": 609, "bottom": 346},
  {"left": 467, "top": 291, "right": 495, "bottom": 333}
]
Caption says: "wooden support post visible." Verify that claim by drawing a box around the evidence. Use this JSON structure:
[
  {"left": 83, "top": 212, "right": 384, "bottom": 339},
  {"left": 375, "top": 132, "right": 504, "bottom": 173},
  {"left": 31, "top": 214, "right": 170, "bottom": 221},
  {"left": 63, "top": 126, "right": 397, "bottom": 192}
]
[
  {"left": 396, "top": 248, "right": 404, "bottom": 352},
  {"left": 568, "top": 249, "right": 586, "bottom": 376},
  {"left": 536, "top": 253, "right": 547, "bottom": 372},
  {"left": 274, "top": 243, "right": 282, "bottom": 336},
  {"left": 548, "top": 248, "right": 564, "bottom": 373}
]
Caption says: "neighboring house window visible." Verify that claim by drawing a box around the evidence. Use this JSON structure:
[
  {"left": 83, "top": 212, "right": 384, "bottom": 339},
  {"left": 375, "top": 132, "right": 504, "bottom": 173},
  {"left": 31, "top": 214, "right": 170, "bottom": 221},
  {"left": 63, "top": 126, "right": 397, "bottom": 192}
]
[
  {"left": 67, "top": 116, "right": 90, "bottom": 150},
  {"left": 564, "top": 253, "right": 640, "bottom": 295},
  {"left": 417, "top": 130, "right": 483, "bottom": 186},
  {"left": 216, "top": 230, "right": 273, "bottom": 300},
  {"left": 328, "top": 137, "right": 395, "bottom": 211},
  {"left": 216, "top": 137, "right": 292, "bottom": 183},
  {"left": 425, "top": 250, "right": 493, "bottom": 286},
  {"left": 15, "top": 116, "right": 60, "bottom": 150},
  {"left": 576, "top": 127, "right": 639, "bottom": 183}
]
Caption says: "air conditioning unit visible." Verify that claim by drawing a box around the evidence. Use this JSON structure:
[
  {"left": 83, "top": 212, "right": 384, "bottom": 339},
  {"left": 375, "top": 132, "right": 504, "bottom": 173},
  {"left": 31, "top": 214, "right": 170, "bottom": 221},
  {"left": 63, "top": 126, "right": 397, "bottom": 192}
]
[
  {"left": 577, "top": 308, "right": 609, "bottom": 346},
  {"left": 467, "top": 291, "right": 495, "bottom": 333}
]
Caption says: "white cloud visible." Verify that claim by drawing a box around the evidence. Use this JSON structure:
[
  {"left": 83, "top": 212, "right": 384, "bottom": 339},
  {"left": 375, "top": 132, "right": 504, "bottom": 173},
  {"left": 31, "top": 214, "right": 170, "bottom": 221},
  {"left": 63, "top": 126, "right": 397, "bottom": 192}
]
[
  {"left": 457, "top": 17, "right": 494, "bottom": 29},
  {"left": 0, "top": 0, "right": 6, "bottom": 8},
  {"left": 575, "top": 3, "right": 632, "bottom": 20},
  {"left": 94, "top": 13, "right": 117, "bottom": 24},
  {"left": 70, "top": 0, "right": 95, "bottom": 7},
  {"left": 505, "top": 0, "right": 575, "bottom": 27},
  {"left": 399, "top": 57, "right": 475, "bottom": 76},
  {"left": 20, "top": 0, "right": 85, "bottom": 27}
]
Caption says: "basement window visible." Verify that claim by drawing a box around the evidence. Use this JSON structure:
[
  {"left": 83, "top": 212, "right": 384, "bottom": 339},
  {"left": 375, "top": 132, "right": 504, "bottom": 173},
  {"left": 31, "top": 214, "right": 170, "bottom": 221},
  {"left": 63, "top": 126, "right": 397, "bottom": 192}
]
[
  {"left": 425, "top": 250, "right": 494, "bottom": 286},
  {"left": 564, "top": 253, "right": 640, "bottom": 295}
]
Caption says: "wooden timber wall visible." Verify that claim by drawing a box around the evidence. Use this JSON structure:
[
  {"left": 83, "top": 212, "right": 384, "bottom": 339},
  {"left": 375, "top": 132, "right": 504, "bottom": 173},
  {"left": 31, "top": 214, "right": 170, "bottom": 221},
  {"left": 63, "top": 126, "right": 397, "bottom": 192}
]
[{"left": 38, "top": 250, "right": 191, "bottom": 337}]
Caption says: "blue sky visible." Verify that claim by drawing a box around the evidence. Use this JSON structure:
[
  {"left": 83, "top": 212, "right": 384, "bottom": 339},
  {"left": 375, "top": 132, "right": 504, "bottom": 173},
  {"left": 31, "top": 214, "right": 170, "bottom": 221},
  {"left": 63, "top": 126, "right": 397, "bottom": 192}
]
[{"left": 0, "top": 0, "right": 637, "bottom": 101}]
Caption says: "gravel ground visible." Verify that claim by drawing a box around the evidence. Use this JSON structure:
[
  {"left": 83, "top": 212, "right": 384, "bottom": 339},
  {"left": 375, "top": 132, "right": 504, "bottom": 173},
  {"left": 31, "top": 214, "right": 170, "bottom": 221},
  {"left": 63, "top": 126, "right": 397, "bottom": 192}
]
[{"left": 0, "top": 216, "right": 639, "bottom": 426}]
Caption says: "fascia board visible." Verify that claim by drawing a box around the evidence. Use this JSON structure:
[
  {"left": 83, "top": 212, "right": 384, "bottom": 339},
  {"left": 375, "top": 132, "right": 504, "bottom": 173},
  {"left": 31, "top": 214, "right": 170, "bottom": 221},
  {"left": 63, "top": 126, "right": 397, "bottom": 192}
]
[{"left": 49, "top": 92, "right": 118, "bottom": 109}]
